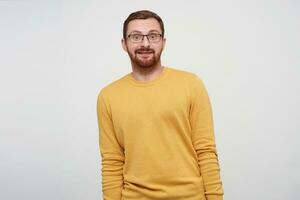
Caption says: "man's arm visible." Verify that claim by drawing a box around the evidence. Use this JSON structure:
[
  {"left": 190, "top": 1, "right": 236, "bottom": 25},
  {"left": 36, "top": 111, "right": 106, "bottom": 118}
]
[
  {"left": 97, "top": 92, "right": 124, "bottom": 200},
  {"left": 189, "top": 75, "right": 224, "bottom": 200}
]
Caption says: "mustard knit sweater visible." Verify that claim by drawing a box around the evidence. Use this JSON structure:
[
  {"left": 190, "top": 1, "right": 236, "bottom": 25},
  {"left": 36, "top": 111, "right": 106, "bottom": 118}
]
[{"left": 97, "top": 67, "right": 223, "bottom": 200}]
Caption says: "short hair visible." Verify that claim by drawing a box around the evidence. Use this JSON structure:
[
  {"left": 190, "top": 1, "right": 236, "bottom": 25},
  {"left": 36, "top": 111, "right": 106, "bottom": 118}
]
[{"left": 123, "top": 10, "right": 165, "bottom": 39}]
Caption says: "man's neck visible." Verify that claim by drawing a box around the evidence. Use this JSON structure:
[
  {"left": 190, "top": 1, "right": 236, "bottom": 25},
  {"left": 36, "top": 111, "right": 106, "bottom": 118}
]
[{"left": 131, "top": 63, "right": 164, "bottom": 82}]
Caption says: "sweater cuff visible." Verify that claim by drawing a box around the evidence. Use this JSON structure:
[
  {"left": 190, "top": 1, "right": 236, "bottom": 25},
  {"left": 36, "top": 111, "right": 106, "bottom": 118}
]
[{"left": 206, "top": 194, "right": 223, "bottom": 200}]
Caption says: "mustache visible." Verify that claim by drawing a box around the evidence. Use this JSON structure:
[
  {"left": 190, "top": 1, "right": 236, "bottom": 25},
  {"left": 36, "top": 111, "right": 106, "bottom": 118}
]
[{"left": 135, "top": 48, "right": 155, "bottom": 54}]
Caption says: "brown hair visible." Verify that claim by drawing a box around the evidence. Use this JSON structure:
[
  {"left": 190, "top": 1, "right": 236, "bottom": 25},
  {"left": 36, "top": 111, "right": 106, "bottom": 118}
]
[{"left": 123, "top": 10, "right": 165, "bottom": 39}]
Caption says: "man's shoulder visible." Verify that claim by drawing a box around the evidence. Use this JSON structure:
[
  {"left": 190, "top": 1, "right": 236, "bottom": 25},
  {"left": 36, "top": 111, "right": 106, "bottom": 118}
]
[
  {"left": 167, "top": 66, "right": 200, "bottom": 81},
  {"left": 167, "top": 67, "right": 206, "bottom": 90},
  {"left": 98, "top": 73, "right": 130, "bottom": 98}
]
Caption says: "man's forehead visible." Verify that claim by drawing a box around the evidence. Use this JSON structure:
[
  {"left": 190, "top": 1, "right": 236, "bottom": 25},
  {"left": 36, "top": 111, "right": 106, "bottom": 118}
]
[{"left": 127, "top": 18, "right": 161, "bottom": 33}]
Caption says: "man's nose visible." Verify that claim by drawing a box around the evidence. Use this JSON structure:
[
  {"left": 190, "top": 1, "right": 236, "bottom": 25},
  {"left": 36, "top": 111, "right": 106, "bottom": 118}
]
[{"left": 141, "top": 35, "right": 150, "bottom": 47}]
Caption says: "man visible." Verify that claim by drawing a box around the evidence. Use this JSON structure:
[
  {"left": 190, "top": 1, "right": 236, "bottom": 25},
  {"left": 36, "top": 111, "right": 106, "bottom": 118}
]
[{"left": 97, "top": 10, "right": 224, "bottom": 200}]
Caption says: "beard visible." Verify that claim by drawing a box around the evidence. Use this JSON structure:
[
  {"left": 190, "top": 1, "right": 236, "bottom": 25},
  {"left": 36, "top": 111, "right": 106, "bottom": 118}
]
[{"left": 128, "top": 47, "right": 162, "bottom": 68}]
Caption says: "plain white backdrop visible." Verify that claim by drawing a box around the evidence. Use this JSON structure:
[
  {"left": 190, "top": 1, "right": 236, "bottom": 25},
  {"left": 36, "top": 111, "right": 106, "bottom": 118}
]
[{"left": 0, "top": 0, "right": 299, "bottom": 199}]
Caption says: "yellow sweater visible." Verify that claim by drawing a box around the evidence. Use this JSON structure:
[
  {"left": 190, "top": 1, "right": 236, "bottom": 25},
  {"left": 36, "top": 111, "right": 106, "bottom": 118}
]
[{"left": 97, "top": 67, "right": 223, "bottom": 200}]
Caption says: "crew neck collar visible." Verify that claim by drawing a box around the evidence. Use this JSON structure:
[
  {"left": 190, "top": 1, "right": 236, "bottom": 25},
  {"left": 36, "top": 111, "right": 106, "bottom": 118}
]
[{"left": 126, "top": 66, "right": 169, "bottom": 87}]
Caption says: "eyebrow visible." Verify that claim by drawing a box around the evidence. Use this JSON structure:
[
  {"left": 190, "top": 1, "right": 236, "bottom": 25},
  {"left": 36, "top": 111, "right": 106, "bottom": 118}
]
[{"left": 129, "top": 30, "right": 160, "bottom": 34}]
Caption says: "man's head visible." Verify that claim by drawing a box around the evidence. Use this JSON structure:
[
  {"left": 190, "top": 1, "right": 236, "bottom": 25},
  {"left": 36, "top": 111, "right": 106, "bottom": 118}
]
[
  {"left": 123, "top": 10, "right": 165, "bottom": 39},
  {"left": 122, "top": 10, "right": 166, "bottom": 69}
]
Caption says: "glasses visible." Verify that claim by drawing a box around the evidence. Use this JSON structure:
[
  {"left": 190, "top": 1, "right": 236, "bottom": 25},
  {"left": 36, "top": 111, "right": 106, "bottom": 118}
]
[{"left": 127, "top": 33, "right": 162, "bottom": 43}]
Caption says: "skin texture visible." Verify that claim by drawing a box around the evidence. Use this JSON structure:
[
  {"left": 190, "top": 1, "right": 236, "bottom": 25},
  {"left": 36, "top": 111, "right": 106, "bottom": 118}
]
[{"left": 122, "top": 18, "right": 166, "bottom": 81}]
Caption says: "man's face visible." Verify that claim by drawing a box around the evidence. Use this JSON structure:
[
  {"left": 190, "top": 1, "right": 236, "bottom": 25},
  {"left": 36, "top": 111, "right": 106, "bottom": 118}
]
[{"left": 122, "top": 18, "right": 165, "bottom": 68}]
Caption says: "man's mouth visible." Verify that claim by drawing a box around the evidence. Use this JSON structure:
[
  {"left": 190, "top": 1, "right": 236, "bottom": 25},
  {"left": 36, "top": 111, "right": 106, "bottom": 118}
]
[
  {"left": 136, "top": 49, "right": 154, "bottom": 54},
  {"left": 137, "top": 51, "right": 152, "bottom": 54}
]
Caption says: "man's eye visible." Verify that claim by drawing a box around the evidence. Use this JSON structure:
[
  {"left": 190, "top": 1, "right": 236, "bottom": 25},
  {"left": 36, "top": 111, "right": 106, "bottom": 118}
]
[
  {"left": 149, "top": 34, "right": 157, "bottom": 39},
  {"left": 132, "top": 34, "right": 141, "bottom": 40}
]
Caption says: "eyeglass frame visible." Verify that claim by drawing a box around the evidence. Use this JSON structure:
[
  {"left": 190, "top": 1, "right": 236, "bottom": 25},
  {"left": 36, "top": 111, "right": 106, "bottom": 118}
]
[{"left": 126, "top": 33, "right": 163, "bottom": 43}]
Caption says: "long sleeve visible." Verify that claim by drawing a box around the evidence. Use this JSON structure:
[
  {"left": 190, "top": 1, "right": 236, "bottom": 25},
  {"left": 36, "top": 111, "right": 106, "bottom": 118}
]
[
  {"left": 97, "top": 92, "right": 124, "bottom": 200},
  {"left": 189, "top": 76, "right": 224, "bottom": 200}
]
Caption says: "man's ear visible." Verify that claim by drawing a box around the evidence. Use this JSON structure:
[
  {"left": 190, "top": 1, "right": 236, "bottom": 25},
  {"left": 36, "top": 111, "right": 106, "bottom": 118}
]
[
  {"left": 121, "top": 38, "right": 128, "bottom": 52},
  {"left": 162, "top": 38, "right": 166, "bottom": 50}
]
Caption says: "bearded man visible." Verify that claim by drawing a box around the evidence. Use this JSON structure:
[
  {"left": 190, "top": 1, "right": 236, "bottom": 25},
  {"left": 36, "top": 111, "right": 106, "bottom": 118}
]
[{"left": 97, "top": 10, "right": 224, "bottom": 200}]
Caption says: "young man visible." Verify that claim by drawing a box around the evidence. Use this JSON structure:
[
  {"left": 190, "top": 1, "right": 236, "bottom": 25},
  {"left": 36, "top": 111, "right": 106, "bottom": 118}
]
[{"left": 97, "top": 10, "right": 224, "bottom": 200}]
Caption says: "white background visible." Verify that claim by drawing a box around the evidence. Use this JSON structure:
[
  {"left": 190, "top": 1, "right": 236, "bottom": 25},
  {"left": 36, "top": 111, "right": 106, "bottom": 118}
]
[{"left": 1, "top": 0, "right": 299, "bottom": 199}]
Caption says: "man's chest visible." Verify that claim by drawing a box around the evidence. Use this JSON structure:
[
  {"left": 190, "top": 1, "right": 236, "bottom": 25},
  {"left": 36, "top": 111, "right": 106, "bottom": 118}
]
[{"left": 110, "top": 85, "right": 191, "bottom": 134}]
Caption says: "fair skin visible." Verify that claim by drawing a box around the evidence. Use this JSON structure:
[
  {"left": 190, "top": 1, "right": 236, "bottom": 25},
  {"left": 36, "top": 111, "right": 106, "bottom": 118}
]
[{"left": 122, "top": 18, "right": 166, "bottom": 81}]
